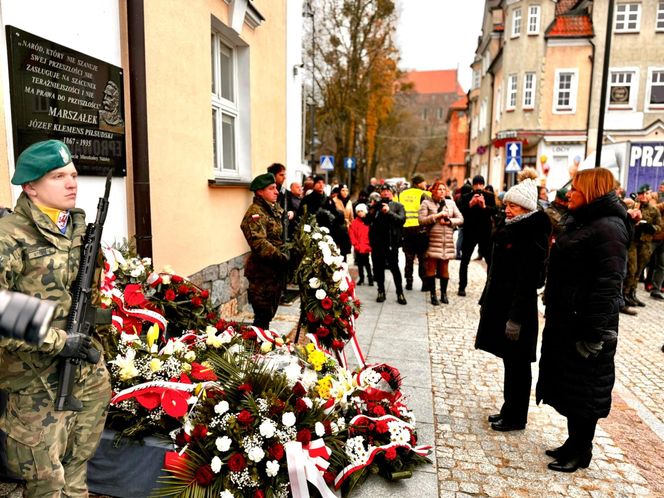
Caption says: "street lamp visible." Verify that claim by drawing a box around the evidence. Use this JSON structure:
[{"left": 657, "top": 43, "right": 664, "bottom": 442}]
[{"left": 303, "top": 1, "right": 316, "bottom": 173}]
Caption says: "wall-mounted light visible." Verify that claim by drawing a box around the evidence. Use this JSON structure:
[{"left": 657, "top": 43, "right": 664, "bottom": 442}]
[{"left": 293, "top": 63, "right": 304, "bottom": 76}]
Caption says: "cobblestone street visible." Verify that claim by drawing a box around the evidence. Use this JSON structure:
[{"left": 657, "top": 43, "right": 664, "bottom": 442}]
[{"left": 429, "top": 260, "right": 664, "bottom": 497}]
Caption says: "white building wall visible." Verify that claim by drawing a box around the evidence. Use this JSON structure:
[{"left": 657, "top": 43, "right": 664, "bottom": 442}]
[{"left": 0, "top": 0, "right": 128, "bottom": 245}]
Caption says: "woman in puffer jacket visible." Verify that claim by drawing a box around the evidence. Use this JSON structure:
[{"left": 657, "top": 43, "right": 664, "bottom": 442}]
[{"left": 418, "top": 180, "right": 463, "bottom": 304}]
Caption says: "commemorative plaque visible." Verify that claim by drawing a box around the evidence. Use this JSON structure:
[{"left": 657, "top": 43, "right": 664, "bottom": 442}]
[{"left": 6, "top": 26, "right": 126, "bottom": 176}]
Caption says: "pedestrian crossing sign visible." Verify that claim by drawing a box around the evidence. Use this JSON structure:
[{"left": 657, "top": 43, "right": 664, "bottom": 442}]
[{"left": 320, "top": 155, "right": 335, "bottom": 171}]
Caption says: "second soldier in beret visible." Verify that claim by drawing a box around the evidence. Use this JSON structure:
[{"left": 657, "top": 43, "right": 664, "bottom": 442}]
[{"left": 240, "top": 172, "right": 290, "bottom": 329}]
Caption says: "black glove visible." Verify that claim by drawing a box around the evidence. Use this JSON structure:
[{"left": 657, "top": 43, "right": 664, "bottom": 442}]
[
  {"left": 505, "top": 320, "right": 521, "bottom": 341},
  {"left": 59, "top": 333, "right": 93, "bottom": 360}
]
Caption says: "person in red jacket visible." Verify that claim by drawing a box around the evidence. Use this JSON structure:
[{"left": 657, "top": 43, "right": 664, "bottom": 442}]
[{"left": 349, "top": 203, "right": 373, "bottom": 285}]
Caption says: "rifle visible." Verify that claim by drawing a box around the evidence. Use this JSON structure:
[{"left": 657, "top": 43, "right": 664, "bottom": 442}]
[{"left": 55, "top": 170, "right": 112, "bottom": 412}]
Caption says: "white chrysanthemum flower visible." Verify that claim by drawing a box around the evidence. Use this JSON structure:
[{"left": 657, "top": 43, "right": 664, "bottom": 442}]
[
  {"left": 315, "top": 422, "right": 326, "bottom": 437},
  {"left": 301, "top": 369, "right": 318, "bottom": 389},
  {"left": 283, "top": 362, "right": 302, "bottom": 387},
  {"left": 216, "top": 436, "right": 232, "bottom": 452},
  {"left": 119, "top": 332, "right": 140, "bottom": 344},
  {"left": 266, "top": 459, "right": 280, "bottom": 477},
  {"left": 333, "top": 255, "right": 345, "bottom": 267},
  {"left": 323, "top": 254, "right": 335, "bottom": 266},
  {"left": 315, "top": 289, "right": 327, "bottom": 300},
  {"left": 211, "top": 456, "right": 222, "bottom": 473},
  {"left": 259, "top": 420, "right": 276, "bottom": 438},
  {"left": 309, "top": 277, "right": 321, "bottom": 289},
  {"left": 161, "top": 340, "right": 175, "bottom": 355},
  {"left": 215, "top": 400, "right": 230, "bottom": 415},
  {"left": 110, "top": 349, "right": 138, "bottom": 381},
  {"left": 338, "top": 279, "right": 349, "bottom": 292},
  {"left": 320, "top": 226, "right": 330, "bottom": 234},
  {"left": 282, "top": 412, "right": 296, "bottom": 427},
  {"left": 303, "top": 224, "right": 312, "bottom": 232},
  {"left": 184, "top": 351, "right": 196, "bottom": 362},
  {"left": 332, "top": 270, "right": 343, "bottom": 282},
  {"left": 129, "top": 266, "right": 144, "bottom": 277},
  {"left": 312, "top": 232, "right": 322, "bottom": 240},
  {"left": 247, "top": 446, "right": 265, "bottom": 463},
  {"left": 220, "top": 490, "right": 234, "bottom": 498}
]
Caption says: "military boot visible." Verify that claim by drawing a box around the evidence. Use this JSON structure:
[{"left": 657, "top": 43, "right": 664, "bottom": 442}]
[
  {"left": 439, "top": 277, "right": 449, "bottom": 304},
  {"left": 623, "top": 292, "right": 638, "bottom": 307},
  {"left": 631, "top": 290, "right": 646, "bottom": 307}
]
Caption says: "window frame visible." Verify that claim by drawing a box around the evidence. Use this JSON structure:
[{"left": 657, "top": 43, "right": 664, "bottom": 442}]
[
  {"left": 608, "top": 68, "right": 639, "bottom": 110},
  {"left": 553, "top": 69, "right": 578, "bottom": 114},
  {"left": 615, "top": 3, "right": 641, "bottom": 33},
  {"left": 512, "top": 7, "right": 522, "bottom": 38},
  {"left": 527, "top": 5, "right": 541, "bottom": 35},
  {"left": 657, "top": 2, "right": 664, "bottom": 31},
  {"left": 645, "top": 67, "right": 664, "bottom": 112},
  {"left": 506, "top": 74, "right": 518, "bottom": 111},
  {"left": 523, "top": 72, "right": 536, "bottom": 109}
]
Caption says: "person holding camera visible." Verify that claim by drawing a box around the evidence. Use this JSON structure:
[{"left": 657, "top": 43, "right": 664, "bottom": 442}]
[
  {"left": 367, "top": 185, "right": 407, "bottom": 305},
  {"left": 241, "top": 173, "right": 291, "bottom": 330},
  {"left": 457, "top": 175, "right": 497, "bottom": 296},
  {"left": 0, "top": 140, "right": 111, "bottom": 497},
  {"left": 623, "top": 184, "right": 661, "bottom": 308},
  {"left": 418, "top": 181, "right": 463, "bottom": 305}
]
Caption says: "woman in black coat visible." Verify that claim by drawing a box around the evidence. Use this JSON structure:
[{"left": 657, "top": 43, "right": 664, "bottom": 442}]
[
  {"left": 475, "top": 176, "right": 551, "bottom": 432},
  {"left": 536, "top": 168, "right": 631, "bottom": 473}
]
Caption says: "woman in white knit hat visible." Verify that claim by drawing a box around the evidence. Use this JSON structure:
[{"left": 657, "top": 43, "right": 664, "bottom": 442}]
[{"left": 474, "top": 171, "right": 551, "bottom": 432}]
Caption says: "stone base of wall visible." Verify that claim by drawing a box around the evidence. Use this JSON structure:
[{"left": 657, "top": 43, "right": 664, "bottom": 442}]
[{"left": 188, "top": 252, "right": 250, "bottom": 317}]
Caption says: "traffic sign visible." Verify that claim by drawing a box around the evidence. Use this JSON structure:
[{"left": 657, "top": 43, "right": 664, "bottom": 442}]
[
  {"left": 344, "top": 157, "right": 356, "bottom": 170},
  {"left": 320, "top": 155, "right": 335, "bottom": 171},
  {"left": 505, "top": 141, "right": 522, "bottom": 173}
]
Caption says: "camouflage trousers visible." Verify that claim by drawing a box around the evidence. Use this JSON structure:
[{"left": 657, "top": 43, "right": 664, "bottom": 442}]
[
  {"left": 625, "top": 241, "right": 654, "bottom": 294},
  {"left": 248, "top": 275, "right": 285, "bottom": 330},
  {"left": 1, "top": 390, "right": 110, "bottom": 498}
]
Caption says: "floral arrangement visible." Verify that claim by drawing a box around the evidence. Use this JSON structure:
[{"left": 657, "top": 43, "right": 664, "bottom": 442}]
[
  {"left": 292, "top": 217, "right": 361, "bottom": 355},
  {"left": 98, "top": 244, "right": 430, "bottom": 497}
]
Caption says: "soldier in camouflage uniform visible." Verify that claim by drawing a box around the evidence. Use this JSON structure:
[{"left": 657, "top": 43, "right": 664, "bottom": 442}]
[
  {"left": 624, "top": 184, "right": 662, "bottom": 307},
  {"left": 0, "top": 140, "right": 111, "bottom": 498},
  {"left": 240, "top": 173, "right": 289, "bottom": 329}
]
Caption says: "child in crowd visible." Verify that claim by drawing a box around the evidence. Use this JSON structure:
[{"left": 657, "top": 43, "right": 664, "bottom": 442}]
[{"left": 349, "top": 203, "right": 373, "bottom": 285}]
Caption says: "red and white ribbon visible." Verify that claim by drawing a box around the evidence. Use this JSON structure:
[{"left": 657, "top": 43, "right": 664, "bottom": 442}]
[
  {"left": 110, "top": 288, "right": 168, "bottom": 331},
  {"left": 285, "top": 440, "right": 337, "bottom": 498}
]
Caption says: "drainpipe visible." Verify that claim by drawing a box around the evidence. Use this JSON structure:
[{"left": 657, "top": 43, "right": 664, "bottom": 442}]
[{"left": 127, "top": 0, "right": 153, "bottom": 257}]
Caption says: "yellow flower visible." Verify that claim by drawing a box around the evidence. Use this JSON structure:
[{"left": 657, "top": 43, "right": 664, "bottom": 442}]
[
  {"left": 316, "top": 376, "right": 333, "bottom": 399},
  {"left": 148, "top": 358, "right": 163, "bottom": 372},
  {"left": 305, "top": 343, "right": 316, "bottom": 354},
  {"left": 308, "top": 350, "right": 326, "bottom": 371},
  {"left": 146, "top": 323, "right": 160, "bottom": 350},
  {"left": 261, "top": 342, "right": 273, "bottom": 353}
]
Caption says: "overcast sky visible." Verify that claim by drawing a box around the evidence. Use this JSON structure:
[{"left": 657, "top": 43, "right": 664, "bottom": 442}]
[{"left": 395, "top": 0, "right": 486, "bottom": 91}]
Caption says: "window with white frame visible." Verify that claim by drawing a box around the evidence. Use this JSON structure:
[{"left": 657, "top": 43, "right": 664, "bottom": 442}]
[
  {"left": 523, "top": 72, "right": 536, "bottom": 109},
  {"left": 512, "top": 7, "right": 522, "bottom": 37},
  {"left": 506, "top": 74, "right": 517, "bottom": 110},
  {"left": 646, "top": 68, "right": 664, "bottom": 110},
  {"left": 472, "top": 69, "right": 481, "bottom": 89},
  {"left": 615, "top": 3, "right": 641, "bottom": 32},
  {"left": 210, "top": 21, "right": 251, "bottom": 181},
  {"left": 608, "top": 69, "right": 637, "bottom": 109},
  {"left": 527, "top": 5, "right": 540, "bottom": 34},
  {"left": 554, "top": 70, "right": 578, "bottom": 113},
  {"left": 657, "top": 2, "right": 664, "bottom": 31}
]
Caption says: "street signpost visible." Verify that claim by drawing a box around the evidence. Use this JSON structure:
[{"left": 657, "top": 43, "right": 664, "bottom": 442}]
[
  {"left": 505, "top": 141, "right": 522, "bottom": 173},
  {"left": 320, "top": 155, "right": 334, "bottom": 184},
  {"left": 344, "top": 157, "right": 356, "bottom": 190}
]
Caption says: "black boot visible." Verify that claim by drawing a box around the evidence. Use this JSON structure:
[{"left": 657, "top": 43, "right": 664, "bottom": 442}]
[
  {"left": 547, "top": 447, "right": 592, "bottom": 473},
  {"left": 623, "top": 292, "right": 637, "bottom": 307},
  {"left": 429, "top": 277, "right": 440, "bottom": 306},
  {"left": 376, "top": 290, "right": 386, "bottom": 302},
  {"left": 439, "top": 278, "right": 449, "bottom": 304},
  {"left": 631, "top": 290, "right": 646, "bottom": 307},
  {"left": 367, "top": 269, "right": 374, "bottom": 286}
]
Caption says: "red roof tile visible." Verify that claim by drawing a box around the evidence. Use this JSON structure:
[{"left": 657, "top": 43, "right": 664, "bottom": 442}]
[
  {"left": 403, "top": 70, "right": 466, "bottom": 96},
  {"left": 556, "top": 0, "right": 580, "bottom": 15},
  {"left": 546, "top": 14, "right": 593, "bottom": 38}
]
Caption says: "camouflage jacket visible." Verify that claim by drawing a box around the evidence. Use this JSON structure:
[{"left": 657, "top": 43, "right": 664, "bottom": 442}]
[
  {"left": 637, "top": 203, "right": 662, "bottom": 242},
  {"left": 0, "top": 193, "right": 109, "bottom": 398},
  {"left": 240, "top": 196, "right": 287, "bottom": 280}
]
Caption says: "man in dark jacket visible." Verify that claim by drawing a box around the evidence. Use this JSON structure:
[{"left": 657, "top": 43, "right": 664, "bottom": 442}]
[
  {"left": 240, "top": 173, "right": 290, "bottom": 329},
  {"left": 368, "top": 185, "right": 407, "bottom": 304},
  {"left": 457, "top": 175, "right": 497, "bottom": 296}
]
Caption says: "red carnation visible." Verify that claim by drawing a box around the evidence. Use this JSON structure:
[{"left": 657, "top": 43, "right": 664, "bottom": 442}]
[
  {"left": 343, "top": 305, "right": 352, "bottom": 317},
  {"left": 321, "top": 297, "right": 333, "bottom": 310},
  {"left": 171, "top": 275, "right": 184, "bottom": 284},
  {"left": 228, "top": 452, "right": 246, "bottom": 472},
  {"left": 268, "top": 443, "right": 285, "bottom": 461},
  {"left": 323, "top": 420, "right": 333, "bottom": 434},
  {"left": 215, "top": 319, "right": 228, "bottom": 331},
  {"left": 316, "top": 326, "right": 330, "bottom": 338},
  {"left": 323, "top": 471, "right": 335, "bottom": 484},
  {"left": 384, "top": 447, "right": 398, "bottom": 461},
  {"left": 295, "top": 398, "right": 308, "bottom": 413},
  {"left": 236, "top": 409, "right": 254, "bottom": 426},
  {"left": 293, "top": 382, "right": 306, "bottom": 397},
  {"left": 177, "top": 284, "right": 190, "bottom": 295},
  {"left": 354, "top": 299, "right": 361, "bottom": 308},
  {"left": 269, "top": 399, "right": 286, "bottom": 416},
  {"left": 124, "top": 284, "right": 147, "bottom": 307},
  {"left": 375, "top": 420, "right": 389, "bottom": 434},
  {"left": 254, "top": 491, "right": 265, "bottom": 498},
  {"left": 174, "top": 430, "right": 190, "bottom": 447},
  {"left": 372, "top": 405, "right": 386, "bottom": 417},
  {"left": 306, "top": 311, "right": 318, "bottom": 323},
  {"left": 296, "top": 428, "right": 312, "bottom": 445},
  {"left": 191, "top": 296, "right": 203, "bottom": 307},
  {"left": 200, "top": 289, "right": 210, "bottom": 299},
  {"left": 332, "top": 340, "right": 345, "bottom": 350},
  {"left": 242, "top": 329, "right": 257, "bottom": 340},
  {"left": 164, "top": 289, "right": 176, "bottom": 301},
  {"left": 190, "top": 362, "right": 218, "bottom": 381},
  {"left": 206, "top": 312, "right": 217, "bottom": 321},
  {"left": 322, "top": 314, "right": 334, "bottom": 325},
  {"left": 192, "top": 424, "right": 208, "bottom": 439},
  {"left": 339, "top": 292, "right": 349, "bottom": 302},
  {"left": 238, "top": 383, "right": 253, "bottom": 395}
]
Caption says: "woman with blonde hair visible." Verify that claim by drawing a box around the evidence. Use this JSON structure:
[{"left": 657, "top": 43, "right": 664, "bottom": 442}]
[
  {"left": 536, "top": 167, "right": 631, "bottom": 472},
  {"left": 418, "top": 180, "right": 463, "bottom": 305}
]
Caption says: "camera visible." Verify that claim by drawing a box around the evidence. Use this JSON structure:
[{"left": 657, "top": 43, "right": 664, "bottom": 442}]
[{"left": 0, "top": 290, "right": 55, "bottom": 345}]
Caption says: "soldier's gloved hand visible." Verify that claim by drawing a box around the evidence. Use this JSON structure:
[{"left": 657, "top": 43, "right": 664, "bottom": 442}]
[
  {"left": 58, "top": 333, "right": 92, "bottom": 360},
  {"left": 505, "top": 320, "right": 521, "bottom": 341}
]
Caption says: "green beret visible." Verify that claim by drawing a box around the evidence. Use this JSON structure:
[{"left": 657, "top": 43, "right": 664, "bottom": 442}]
[
  {"left": 12, "top": 140, "right": 73, "bottom": 185},
  {"left": 250, "top": 172, "right": 276, "bottom": 192},
  {"left": 637, "top": 184, "right": 651, "bottom": 194}
]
